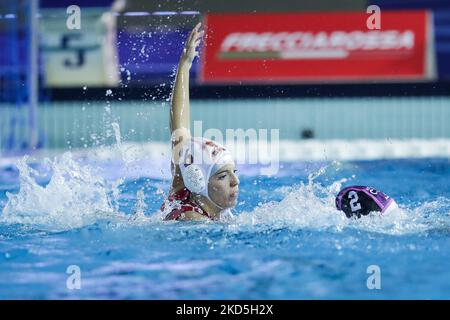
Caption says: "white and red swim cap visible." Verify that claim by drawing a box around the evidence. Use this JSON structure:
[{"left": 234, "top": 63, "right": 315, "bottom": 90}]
[{"left": 175, "top": 137, "right": 235, "bottom": 198}]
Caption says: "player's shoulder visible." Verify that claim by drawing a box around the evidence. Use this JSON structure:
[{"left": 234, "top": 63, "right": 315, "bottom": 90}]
[{"left": 179, "top": 211, "right": 209, "bottom": 221}]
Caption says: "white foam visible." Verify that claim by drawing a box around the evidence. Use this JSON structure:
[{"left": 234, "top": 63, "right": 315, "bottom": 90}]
[
  {"left": 228, "top": 179, "right": 450, "bottom": 236},
  {"left": 0, "top": 153, "right": 122, "bottom": 232},
  {"left": 1, "top": 140, "right": 449, "bottom": 234}
]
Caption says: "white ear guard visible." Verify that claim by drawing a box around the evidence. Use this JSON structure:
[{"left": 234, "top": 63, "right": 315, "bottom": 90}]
[
  {"left": 182, "top": 164, "right": 206, "bottom": 194},
  {"left": 178, "top": 137, "right": 235, "bottom": 198}
]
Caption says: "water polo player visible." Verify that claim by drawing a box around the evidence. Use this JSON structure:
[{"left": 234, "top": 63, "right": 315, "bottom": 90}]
[
  {"left": 335, "top": 185, "right": 398, "bottom": 218},
  {"left": 161, "top": 23, "right": 240, "bottom": 221}
]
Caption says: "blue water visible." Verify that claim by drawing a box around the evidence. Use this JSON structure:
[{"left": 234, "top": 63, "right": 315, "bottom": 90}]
[{"left": 0, "top": 154, "right": 449, "bottom": 299}]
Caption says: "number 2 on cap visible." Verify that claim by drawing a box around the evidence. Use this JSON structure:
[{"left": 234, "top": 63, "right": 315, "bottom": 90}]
[{"left": 348, "top": 191, "right": 362, "bottom": 212}]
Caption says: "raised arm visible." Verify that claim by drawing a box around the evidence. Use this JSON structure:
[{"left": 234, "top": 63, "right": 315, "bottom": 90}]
[
  {"left": 170, "top": 22, "right": 203, "bottom": 139},
  {"left": 170, "top": 22, "right": 204, "bottom": 192}
]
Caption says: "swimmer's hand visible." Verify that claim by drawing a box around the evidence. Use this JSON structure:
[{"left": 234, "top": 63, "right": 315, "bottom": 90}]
[{"left": 180, "top": 22, "right": 204, "bottom": 67}]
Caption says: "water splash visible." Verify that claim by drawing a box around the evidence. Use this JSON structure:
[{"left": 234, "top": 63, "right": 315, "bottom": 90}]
[
  {"left": 0, "top": 153, "right": 119, "bottom": 232},
  {"left": 1, "top": 154, "right": 449, "bottom": 235},
  {"left": 134, "top": 189, "right": 147, "bottom": 217},
  {"left": 229, "top": 166, "right": 450, "bottom": 236},
  {"left": 111, "top": 122, "right": 140, "bottom": 166},
  {"left": 232, "top": 170, "right": 348, "bottom": 231}
]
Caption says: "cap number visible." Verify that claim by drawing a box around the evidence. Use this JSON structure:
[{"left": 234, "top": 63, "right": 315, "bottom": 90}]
[{"left": 348, "top": 191, "right": 362, "bottom": 212}]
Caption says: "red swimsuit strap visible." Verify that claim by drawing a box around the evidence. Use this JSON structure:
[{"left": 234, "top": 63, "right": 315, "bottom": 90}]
[{"left": 162, "top": 188, "right": 212, "bottom": 220}]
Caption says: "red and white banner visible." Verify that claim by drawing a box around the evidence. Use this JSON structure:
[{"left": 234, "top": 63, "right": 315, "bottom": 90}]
[{"left": 200, "top": 11, "right": 435, "bottom": 84}]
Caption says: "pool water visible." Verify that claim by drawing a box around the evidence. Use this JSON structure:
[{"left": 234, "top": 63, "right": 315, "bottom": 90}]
[{"left": 0, "top": 151, "right": 449, "bottom": 299}]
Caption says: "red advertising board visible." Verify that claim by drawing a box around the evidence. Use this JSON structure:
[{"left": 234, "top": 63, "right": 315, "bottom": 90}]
[{"left": 200, "top": 11, "right": 435, "bottom": 84}]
